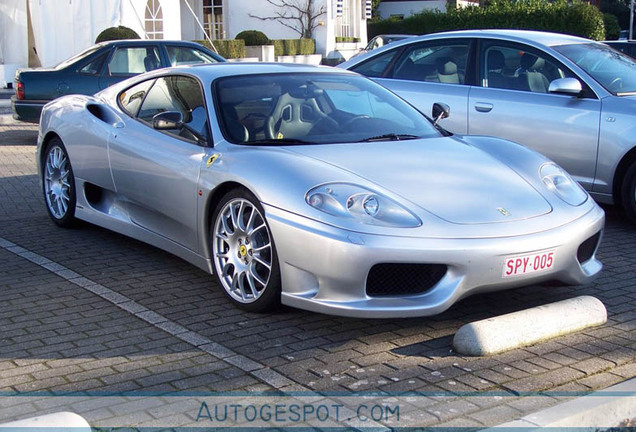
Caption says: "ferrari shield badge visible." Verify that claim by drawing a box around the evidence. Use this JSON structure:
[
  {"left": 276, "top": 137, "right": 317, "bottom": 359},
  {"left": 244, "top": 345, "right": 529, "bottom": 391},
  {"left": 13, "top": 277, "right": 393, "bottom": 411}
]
[{"left": 206, "top": 153, "right": 220, "bottom": 168}]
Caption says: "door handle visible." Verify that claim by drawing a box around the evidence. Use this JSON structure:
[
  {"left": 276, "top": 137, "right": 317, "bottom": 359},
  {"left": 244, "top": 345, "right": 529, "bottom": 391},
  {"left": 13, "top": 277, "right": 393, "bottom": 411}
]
[{"left": 474, "top": 102, "right": 493, "bottom": 113}]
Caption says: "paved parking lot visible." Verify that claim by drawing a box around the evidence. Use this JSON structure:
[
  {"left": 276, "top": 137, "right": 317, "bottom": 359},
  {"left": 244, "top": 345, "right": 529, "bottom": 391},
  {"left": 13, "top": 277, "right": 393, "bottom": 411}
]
[{"left": 1, "top": 121, "right": 635, "bottom": 428}]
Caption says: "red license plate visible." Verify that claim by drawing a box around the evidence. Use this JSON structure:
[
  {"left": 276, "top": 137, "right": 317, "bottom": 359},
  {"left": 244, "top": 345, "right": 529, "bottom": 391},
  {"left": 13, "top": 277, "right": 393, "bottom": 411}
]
[{"left": 503, "top": 250, "right": 555, "bottom": 278}]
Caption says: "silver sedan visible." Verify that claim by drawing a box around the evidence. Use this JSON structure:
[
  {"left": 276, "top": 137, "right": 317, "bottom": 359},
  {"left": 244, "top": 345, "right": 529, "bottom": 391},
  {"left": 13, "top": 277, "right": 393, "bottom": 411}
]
[
  {"left": 37, "top": 63, "right": 604, "bottom": 318},
  {"left": 340, "top": 29, "right": 636, "bottom": 225}
]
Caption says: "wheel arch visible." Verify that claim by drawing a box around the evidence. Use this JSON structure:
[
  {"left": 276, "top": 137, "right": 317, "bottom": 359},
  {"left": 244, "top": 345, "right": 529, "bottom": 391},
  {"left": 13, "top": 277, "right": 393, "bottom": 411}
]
[
  {"left": 202, "top": 181, "right": 260, "bottom": 255},
  {"left": 612, "top": 145, "right": 636, "bottom": 207},
  {"left": 40, "top": 132, "right": 63, "bottom": 166}
]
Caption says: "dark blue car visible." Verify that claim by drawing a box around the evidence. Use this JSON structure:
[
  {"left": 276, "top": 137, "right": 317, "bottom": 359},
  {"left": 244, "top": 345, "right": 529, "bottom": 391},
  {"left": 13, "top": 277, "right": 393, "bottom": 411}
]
[{"left": 12, "top": 39, "right": 225, "bottom": 123}]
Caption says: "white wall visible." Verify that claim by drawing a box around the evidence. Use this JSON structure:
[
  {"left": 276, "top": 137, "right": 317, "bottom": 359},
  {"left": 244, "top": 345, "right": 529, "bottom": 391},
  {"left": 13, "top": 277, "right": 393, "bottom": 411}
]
[{"left": 29, "top": 0, "right": 121, "bottom": 68}]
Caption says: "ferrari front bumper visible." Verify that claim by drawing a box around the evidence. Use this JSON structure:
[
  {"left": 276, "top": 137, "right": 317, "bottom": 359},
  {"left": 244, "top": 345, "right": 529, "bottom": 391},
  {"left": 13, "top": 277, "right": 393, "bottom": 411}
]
[{"left": 265, "top": 204, "right": 605, "bottom": 318}]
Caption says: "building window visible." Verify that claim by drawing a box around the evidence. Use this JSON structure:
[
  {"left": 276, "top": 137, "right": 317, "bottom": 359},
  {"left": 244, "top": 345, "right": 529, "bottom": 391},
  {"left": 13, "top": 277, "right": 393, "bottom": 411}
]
[
  {"left": 145, "top": 0, "right": 164, "bottom": 39},
  {"left": 335, "top": 0, "right": 359, "bottom": 39},
  {"left": 203, "top": 0, "right": 224, "bottom": 40}
]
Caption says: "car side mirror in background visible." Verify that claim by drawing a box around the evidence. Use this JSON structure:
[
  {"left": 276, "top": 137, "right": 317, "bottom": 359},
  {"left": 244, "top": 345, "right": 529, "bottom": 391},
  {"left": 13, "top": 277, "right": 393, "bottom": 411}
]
[
  {"left": 548, "top": 78, "right": 583, "bottom": 96},
  {"left": 432, "top": 103, "right": 450, "bottom": 126},
  {"left": 153, "top": 111, "right": 184, "bottom": 130}
]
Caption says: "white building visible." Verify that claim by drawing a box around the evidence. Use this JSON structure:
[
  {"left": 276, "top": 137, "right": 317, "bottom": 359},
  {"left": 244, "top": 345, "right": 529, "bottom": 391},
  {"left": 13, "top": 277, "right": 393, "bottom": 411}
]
[{"left": 1, "top": 0, "right": 370, "bottom": 86}]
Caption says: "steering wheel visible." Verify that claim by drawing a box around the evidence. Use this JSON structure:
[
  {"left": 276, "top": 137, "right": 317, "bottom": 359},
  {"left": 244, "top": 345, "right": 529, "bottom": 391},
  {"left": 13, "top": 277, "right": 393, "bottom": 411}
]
[
  {"left": 608, "top": 77, "right": 623, "bottom": 92},
  {"left": 341, "top": 115, "right": 371, "bottom": 131}
]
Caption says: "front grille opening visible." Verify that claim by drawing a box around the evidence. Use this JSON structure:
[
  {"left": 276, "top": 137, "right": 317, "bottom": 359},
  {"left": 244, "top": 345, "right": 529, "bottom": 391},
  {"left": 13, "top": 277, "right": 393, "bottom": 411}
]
[
  {"left": 366, "top": 263, "right": 447, "bottom": 297},
  {"left": 577, "top": 232, "right": 601, "bottom": 264}
]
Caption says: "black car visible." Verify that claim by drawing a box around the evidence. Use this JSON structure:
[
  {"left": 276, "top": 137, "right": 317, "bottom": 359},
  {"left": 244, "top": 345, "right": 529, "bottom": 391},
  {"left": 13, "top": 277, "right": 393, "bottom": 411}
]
[{"left": 12, "top": 39, "right": 225, "bottom": 123}]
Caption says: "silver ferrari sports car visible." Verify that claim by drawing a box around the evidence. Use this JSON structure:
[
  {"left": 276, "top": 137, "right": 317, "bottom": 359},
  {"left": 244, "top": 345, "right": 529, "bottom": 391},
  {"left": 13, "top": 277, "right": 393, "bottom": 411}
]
[{"left": 37, "top": 63, "right": 604, "bottom": 318}]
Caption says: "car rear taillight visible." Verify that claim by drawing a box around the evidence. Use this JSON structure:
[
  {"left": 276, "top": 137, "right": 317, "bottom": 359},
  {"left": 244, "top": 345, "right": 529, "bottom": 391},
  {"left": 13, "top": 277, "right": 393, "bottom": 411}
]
[{"left": 16, "top": 81, "right": 24, "bottom": 100}]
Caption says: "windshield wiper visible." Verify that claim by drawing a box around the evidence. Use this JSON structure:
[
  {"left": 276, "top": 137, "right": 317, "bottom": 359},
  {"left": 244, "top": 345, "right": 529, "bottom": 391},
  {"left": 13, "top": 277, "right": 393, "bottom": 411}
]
[
  {"left": 249, "top": 138, "right": 313, "bottom": 145},
  {"left": 361, "top": 133, "right": 419, "bottom": 142}
]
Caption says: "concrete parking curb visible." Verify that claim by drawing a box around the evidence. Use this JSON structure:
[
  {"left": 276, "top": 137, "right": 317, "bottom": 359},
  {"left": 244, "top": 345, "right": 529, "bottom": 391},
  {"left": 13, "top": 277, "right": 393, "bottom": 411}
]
[
  {"left": 453, "top": 296, "right": 607, "bottom": 356},
  {"left": 0, "top": 412, "right": 91, "bottom": 430},
  {"left": 487, "top": 377, "right": 636, "bottom": 429}
]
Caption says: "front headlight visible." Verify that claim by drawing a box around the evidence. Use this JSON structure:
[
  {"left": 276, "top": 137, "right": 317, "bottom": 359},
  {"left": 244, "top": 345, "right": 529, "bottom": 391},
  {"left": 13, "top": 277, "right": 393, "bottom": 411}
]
[
  {"left": 306, "top": 183, "right": 421, "bottom": 228},
  {"left": 540, "top": 162, "right": 588, "bottom": 206}
]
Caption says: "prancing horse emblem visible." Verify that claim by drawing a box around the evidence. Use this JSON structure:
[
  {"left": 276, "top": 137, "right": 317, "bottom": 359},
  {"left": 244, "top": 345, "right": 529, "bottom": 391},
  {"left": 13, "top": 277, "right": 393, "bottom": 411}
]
[{"left": 497, "top": 207, "right": 511, "bottom": 217}]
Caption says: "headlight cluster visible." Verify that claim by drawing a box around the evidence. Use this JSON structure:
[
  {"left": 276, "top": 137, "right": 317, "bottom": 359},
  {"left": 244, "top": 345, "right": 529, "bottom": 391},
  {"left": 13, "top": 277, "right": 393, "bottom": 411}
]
[
  {"left": 306, "top": 183, "right": 421, "bottom": 228},
  {"left": 540, "top": 162, "right": 588, "bottom": 206}
]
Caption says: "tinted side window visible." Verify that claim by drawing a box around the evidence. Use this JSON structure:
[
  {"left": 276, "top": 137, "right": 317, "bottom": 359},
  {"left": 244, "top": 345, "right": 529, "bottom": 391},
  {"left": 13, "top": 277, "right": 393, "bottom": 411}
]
[
  {"left": 481, "top": 42, "right": 573, "bottom": 93},
  {"left": 350, "top": 50, "right": 399, "bottom": 78},
  {"left": 108, "top": 46, "right": 160, "bottom": 75},
  {"left": 392, "top": 40, "right": 470, "bottom": 84},
  {"left": 137, "top": 75, "right": 209, "bottom": 144},
  {"left": 119, "top": 79, "right": 155, "bottom": 117}
]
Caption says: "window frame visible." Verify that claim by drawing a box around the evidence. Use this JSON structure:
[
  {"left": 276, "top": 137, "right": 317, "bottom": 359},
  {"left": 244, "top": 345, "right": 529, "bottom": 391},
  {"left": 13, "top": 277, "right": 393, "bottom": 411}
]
[
  {"left": 476, "top": 38, "right": 598, "bottom": 99},
  {"left": 117, "top": 73, "right": 213, "bottom": 147}
]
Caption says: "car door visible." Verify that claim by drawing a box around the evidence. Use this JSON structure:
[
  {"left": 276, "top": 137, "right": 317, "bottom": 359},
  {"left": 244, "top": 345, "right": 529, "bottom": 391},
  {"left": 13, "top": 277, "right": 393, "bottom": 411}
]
[
  {"left": 99, "top": 44, "right": 162, "bottom": 89},
  {"left": 108, "top": 75, "right": 211, "bottom": 252},
  {"left": 468, "top": 40, "right": 601, "bottom": 191},
  {"left": 350, "top": 38, "right": 474, "bottom": 133}
]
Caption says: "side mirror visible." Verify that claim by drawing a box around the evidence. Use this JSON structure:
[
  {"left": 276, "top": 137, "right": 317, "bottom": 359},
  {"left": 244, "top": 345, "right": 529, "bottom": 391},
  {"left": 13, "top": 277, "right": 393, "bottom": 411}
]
[
  {"left": 432, "top": 103, "right": 450, "bottom": 126},
  {"left": 153, "top": 111, "right": 184, "bottom": 130},
  {"left": 548, "top": 78, "right": 583, "bottom": 96}
]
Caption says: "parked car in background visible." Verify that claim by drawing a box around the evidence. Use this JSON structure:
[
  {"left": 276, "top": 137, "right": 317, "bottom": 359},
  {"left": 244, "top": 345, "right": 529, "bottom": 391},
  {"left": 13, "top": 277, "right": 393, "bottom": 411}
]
[
  {"left": 37, "top": 63, "right": 603, "bottom": 317},
  {"left": 12, "top": 39, "right": 224, "bottom": 123},
  {"left": 340, "top": 29, "right": 636, "bottom": 224},
  {"left": 604, "top": 40, "right": 636, "bottom": 59},
  {"left": 356, "top": 34, "right": 414, "bottom": 56}
]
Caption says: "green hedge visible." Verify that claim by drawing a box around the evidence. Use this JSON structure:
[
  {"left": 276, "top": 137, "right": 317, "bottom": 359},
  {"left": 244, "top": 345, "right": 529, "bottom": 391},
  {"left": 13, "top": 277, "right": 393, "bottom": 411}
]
[
  {"left": 603, "top": 12, "right": 621, "bottom": 40},
  {"left": 335, "top": 36, "right": 362, "bottom": 43},
  {"left": 195, "top": 39, "right": 246, "bottom": 59},
  {"left": 272, "top": 39, "right": 316, "bottom": 56},
  {"left": 368, "top": 0, "right": 605, "bottom": 41}
]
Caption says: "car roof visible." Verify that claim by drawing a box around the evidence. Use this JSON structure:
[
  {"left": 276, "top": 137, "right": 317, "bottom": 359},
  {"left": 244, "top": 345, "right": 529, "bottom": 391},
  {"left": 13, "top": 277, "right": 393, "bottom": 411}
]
[
  {"left": 156, "top": 62, "right": 358, "bottom": 79},
  {"left": 372, "top": 29, "right": 591, "bottom": 50},
  {"left": 95, "top": 39, "right": 207, "bottom": 47}
]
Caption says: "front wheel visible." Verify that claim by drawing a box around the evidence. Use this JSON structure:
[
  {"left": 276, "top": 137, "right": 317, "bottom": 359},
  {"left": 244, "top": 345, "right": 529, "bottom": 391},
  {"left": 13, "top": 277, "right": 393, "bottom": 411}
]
[
  {"left": 42, "top": 138, "right": 76, "bottom": 227},
  {"left": 622, "top": 162, "right": 636, "bottom": 225},
  {"left": 210, "top": 189, "right": 281, "bottom": 312}
]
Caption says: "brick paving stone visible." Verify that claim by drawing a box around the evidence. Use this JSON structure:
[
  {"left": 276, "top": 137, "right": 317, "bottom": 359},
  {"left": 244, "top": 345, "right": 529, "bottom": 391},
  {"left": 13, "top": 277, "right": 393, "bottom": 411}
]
[{"left": 2, "top": 132, "right": 636, "bottom": 429}]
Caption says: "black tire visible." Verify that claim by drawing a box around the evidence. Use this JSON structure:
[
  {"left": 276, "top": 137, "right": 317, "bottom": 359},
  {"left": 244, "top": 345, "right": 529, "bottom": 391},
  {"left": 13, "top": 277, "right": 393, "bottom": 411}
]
[
  {"left": 621, "top": 161, "right": 636, "bottom": 225},
  {"left": 210, "top": 188, "right": 281, "bottom": 312},
  {"left": 42, "top": 137, "right": 77, "bottom": 227}
]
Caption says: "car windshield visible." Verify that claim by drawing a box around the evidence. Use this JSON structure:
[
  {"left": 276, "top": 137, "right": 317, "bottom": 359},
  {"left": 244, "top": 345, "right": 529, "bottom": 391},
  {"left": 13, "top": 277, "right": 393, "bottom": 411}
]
[
  {"left": 554, "top": 42, "right": 636, "bottom": 95},
  {"left": 55, "top": 45, "right": 102, "bottom": 70},
  {"left": 213, "top": 72, "right": 440, "bottom": 145}
]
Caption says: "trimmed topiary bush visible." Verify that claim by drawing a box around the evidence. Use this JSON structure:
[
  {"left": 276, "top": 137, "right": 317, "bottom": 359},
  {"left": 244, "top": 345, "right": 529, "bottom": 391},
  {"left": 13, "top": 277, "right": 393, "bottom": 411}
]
[
  {"left": 235, "top": 30, "right": 270, "bottom": 46},
  {"left": 368, "top": 0, "right": 606, "bottom": 41},
  {"left": 95, "top": 26, "right": 140, "bottom": 43}
]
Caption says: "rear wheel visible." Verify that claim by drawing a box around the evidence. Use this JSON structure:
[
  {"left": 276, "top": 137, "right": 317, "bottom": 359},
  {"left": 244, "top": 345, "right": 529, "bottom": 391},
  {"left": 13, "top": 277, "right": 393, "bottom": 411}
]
[
  {"left": 210, "top": 189, "right": 281, "bottom": 312},
  {"left": 42, "top": 138, "right": 76, "bottom": 227}
]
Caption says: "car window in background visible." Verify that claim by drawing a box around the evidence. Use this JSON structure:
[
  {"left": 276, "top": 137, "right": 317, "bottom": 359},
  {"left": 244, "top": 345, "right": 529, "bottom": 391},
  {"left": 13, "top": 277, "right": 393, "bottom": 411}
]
[
  {"left": 350, "top": 50, "right": 399, "bottom": 77},
  {"left": 119, "top": 79, "right": 155, "bottom": 117},
  {"left": 481, "top": 43, "right": 572, "bottom": 92},
  {"left": 392, "top": 40, "right": 470, "bottom": 84},
  {"left": 108, "top": 46, "right": 160, "bottom": 75},
  {"left": 79, "top": 52, "right": 109, "bottom": 75},
  {"left": 554, "top": 43, "right": 636, "bottom": 95},
  {"left": 166, "top": 46, "right": 218, "bottom": 66}
]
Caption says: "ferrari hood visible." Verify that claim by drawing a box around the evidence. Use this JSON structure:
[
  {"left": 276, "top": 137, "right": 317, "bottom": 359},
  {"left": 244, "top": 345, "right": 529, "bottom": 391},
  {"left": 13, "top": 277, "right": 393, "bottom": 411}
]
[{"left": 287, "top": 137, "right": 552, "bottom": 224}]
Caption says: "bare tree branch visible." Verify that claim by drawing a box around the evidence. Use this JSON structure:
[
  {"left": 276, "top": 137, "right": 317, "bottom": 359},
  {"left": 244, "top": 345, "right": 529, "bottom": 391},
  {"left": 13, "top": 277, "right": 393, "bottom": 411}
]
[{"left": 249, "top": 0, "right": 326, "bottom": 39}]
